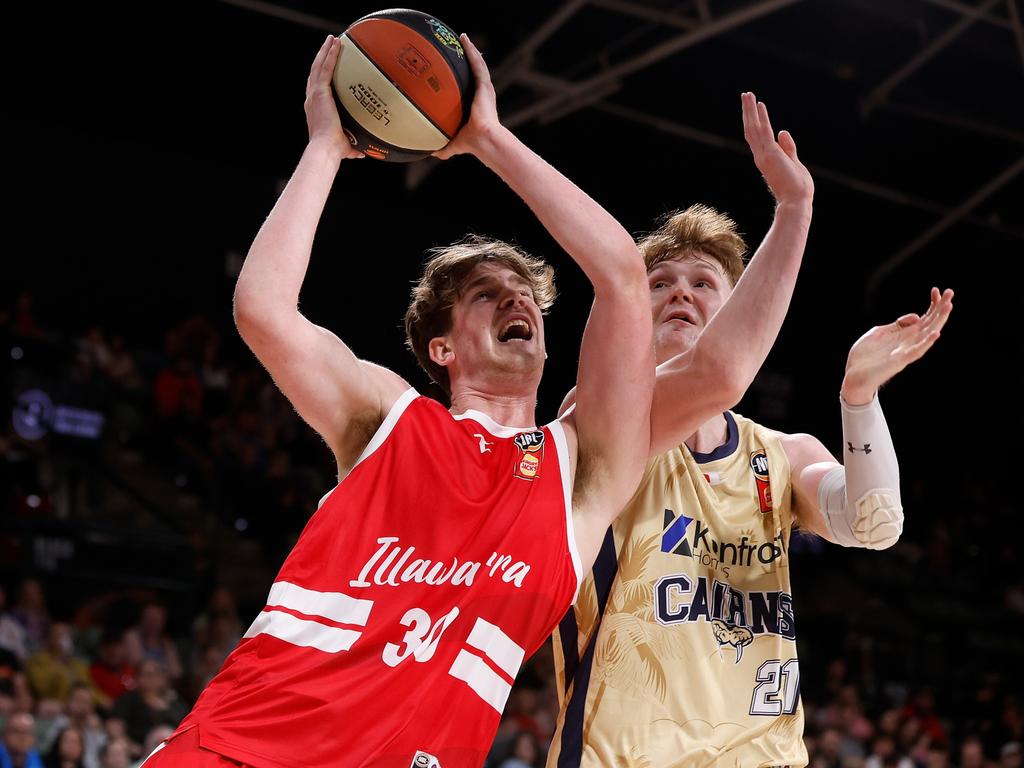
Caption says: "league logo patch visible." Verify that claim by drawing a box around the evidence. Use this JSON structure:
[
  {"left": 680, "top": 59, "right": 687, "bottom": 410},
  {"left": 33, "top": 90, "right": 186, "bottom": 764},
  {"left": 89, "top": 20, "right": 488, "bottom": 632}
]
[
  {"left": 749, "top": 449, "right": 773, "bottom": 515},
  {"left": 411, "top": 750, "right": 442, "bottom": 768},
  {"left": 513, "top": 430, "right": 545, "bottom": 480}
]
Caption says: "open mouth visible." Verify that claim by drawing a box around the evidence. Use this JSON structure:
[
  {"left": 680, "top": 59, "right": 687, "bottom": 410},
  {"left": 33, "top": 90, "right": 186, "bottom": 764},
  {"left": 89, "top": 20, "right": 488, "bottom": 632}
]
[
  {"left": 665, "top": 310, "right": 697, "bottom": 326},
  {"left": 498, "top": 318, "right": 533, "bottom": 343}
]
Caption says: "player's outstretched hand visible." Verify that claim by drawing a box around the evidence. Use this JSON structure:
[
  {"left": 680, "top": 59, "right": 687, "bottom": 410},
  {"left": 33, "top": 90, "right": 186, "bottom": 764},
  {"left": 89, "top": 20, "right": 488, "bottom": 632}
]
[
  {"left": 741, "top": 92, "right": 813, "bottom": 206},
  {"left": 305, "top": 36, "right": 364, "bottom": 160},
  {"left": 433, "top": 34, "right": 500, "bottom": 160},
  {"left": 841, "top": 287, "right": 954, "bottom": 405}
]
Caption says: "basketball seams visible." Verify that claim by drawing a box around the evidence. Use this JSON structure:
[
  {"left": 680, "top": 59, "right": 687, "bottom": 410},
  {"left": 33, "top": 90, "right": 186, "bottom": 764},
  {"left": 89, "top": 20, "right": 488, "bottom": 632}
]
[
  {"left": 335, "top": 35, "right": 449, "bottom": 152},
  {"left": 345, "top": 24, "right": 459, "bottom": 139}
]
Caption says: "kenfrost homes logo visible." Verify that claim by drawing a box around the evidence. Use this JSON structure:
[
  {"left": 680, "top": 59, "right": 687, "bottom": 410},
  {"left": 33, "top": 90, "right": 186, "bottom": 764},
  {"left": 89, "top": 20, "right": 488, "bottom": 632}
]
[{"left": 662, "top": 508, "right": 786, "bottom": 577}]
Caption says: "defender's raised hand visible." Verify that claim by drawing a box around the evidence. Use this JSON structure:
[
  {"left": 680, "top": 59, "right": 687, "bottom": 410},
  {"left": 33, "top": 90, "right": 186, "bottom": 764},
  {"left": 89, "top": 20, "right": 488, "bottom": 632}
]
[
  {"left": 741, "top": 92, "right": 813, "bottom": 206},
  {"left": 841, "top": 287, "right": 955, "bottom": 405},
  {"left": 305, "top": 36, "right": 363, "bottom": 159},
  {"left": 433, "top": 34, "right": 500, "bottom": 160}
]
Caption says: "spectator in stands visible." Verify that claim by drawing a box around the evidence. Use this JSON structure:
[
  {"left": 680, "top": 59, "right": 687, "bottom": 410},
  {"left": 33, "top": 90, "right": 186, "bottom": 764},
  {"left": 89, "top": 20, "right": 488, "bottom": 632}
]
[
  {"left": 88, "top": 635, "right": 133, "bottom": 706},
  {"left": 41, "top": 684, "right": 103, "bottom": 768},
  {"left": 42, "top": 728, "right": 85, "bottom": 768},
  {"left": 960, "top": 736, "right": 986, "bottom": 768},
  {"left": 925, "top": 743, "right": 951, "bottom": 768},
  {"left": 102, "top": 337, "right": 141, "bottom": 392},
  {"left": 10, "top": 580, "right": 50, "bottom": 657},
  {"left": 496, "top": 731, "right": 541, "bottom": 768},
  {"left": 133, "top": 727, "right": 172, "bottom": 768},
  {"left": 811, "top": 728, "right": 843, "bottom": 768},
  {"left": 0, "top": 712, "right": 44, "bottom": 768},
  {"left": 109, "top": 661, "right": 186, "bottom": 745},
  {"left": 122, "top": 605, "right": 181, "bottom": 683},
  {"left": 11, "top": 293, "right": 43, "bottom": 339},
  {"left": 96, "top": 740, "right": 130, "bottom": 768},
  {"left": 25, "top": 625, "right": 94, "bottom": 704},
  {"left": 0, "top": 587, "right": 28, "bottom": 662},
  {"left": 902, "top": 688, "right": 948, "bottom": 747},
  {"left": 865, "top": 735, "right": 914, "bottom": 768},
  {"left": 75, "top": 328, "right": 112, "bottom": 384},
  {"left": 1002, "top": 742, "right": 1022, "bottom": 768}
]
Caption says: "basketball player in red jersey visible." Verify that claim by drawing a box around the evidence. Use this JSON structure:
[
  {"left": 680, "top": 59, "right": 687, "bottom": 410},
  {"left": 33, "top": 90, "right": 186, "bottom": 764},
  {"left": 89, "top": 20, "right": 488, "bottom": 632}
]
[{"left": 142, "top": 32, "right": 661, "bottom": 768}]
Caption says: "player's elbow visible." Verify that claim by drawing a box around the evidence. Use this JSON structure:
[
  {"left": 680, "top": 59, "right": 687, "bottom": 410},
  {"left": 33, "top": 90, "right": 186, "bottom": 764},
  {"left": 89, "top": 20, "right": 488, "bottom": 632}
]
[
  {"left": 592, "top": 240, "right": 649, "bottom": 297},
  {"left": 695, "top": 348, "right": 747, "bottom": 410}
]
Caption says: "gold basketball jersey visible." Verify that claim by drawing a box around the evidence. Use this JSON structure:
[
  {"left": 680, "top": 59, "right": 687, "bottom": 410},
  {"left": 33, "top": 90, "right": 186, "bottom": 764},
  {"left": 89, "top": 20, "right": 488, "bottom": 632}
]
[{"left": 548, "top": 412, "right": 807, "bottom": 768}]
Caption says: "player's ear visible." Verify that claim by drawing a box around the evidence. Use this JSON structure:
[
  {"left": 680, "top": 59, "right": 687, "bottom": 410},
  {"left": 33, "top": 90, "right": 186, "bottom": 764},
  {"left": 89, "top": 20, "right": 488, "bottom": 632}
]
[{"left": 428, "top": 336, "right": 454, "bottom": 368}]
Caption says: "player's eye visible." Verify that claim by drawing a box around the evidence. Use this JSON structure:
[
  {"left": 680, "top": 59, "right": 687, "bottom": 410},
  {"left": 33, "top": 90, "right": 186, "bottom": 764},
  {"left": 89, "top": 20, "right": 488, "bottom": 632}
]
[
  {"left": 695, "top": 281, "right": 710, "bottom": 289},
  {"left": 652, "top": 280, "right": 669, "bottom": 289}
]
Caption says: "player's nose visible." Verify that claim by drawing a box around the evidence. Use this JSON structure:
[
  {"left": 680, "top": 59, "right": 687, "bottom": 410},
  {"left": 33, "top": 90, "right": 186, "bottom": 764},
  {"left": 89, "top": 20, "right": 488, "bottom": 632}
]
[{"left": 670, "top": 282, "right": 694, "bottom": 304}]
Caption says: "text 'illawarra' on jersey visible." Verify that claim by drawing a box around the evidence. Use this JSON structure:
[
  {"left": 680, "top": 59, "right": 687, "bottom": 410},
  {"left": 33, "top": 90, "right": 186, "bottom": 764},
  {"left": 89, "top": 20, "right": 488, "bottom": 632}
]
[{"left": 176, "top": 390, "right": 582, "bottom": 768}]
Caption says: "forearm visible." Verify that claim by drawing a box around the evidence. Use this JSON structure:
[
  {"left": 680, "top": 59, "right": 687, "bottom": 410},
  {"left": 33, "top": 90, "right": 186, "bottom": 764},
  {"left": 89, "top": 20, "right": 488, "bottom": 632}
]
[
  {"left": 817, "top": 394, "right": 903, "bottom": 549},
  {"left": 234, "top": 139, "right": 345, "bottom": 320},
  {"left": 472, "top": 126, "right": 643, "bottom": 293},
  {"left": 696, "top": 199, "right": 811, "bottom": 384}
]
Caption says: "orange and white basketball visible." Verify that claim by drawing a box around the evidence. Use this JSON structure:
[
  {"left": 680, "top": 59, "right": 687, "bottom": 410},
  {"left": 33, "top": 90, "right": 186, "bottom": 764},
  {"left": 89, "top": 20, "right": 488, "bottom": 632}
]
[{"left": 333, "top": 9, "right": 474, "bottom": 162}]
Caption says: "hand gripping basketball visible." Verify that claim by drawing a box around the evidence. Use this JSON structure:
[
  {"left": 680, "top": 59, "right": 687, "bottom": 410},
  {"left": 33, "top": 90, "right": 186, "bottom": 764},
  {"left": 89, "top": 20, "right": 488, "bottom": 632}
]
[
  {"left": 433, "top": 34, "right": 500, "bottom": 160},
  {"left": 306, "top": 36, "right": 364, "bottom": 160}
]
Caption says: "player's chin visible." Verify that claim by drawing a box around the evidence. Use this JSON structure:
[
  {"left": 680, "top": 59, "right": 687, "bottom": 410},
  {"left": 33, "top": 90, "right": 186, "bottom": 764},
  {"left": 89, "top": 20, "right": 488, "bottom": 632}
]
[{"left": 656, "top": 326, "right": 697, "bottom": 357}]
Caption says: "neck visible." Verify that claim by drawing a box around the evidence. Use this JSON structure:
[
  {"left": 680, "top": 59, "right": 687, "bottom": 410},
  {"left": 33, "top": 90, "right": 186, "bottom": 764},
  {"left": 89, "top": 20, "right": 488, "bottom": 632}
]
[
  {"left": 448, "top": 390, "right": 537, "bottom": 428},
  {"left": 683, "top": 413, "right": 729, "bottom": 455}
]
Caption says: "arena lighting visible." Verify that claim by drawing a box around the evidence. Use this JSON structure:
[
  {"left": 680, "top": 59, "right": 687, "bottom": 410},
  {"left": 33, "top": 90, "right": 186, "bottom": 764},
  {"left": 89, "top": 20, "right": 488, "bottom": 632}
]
[{"left": 12, "top": 388, "right": 105, "bottom": 441}]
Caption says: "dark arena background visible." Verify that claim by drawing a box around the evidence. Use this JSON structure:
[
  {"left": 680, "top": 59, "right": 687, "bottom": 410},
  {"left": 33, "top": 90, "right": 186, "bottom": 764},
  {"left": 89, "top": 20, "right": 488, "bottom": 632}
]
[{"left": 4, "top": 1, "right": 1023, "bottom": 767}]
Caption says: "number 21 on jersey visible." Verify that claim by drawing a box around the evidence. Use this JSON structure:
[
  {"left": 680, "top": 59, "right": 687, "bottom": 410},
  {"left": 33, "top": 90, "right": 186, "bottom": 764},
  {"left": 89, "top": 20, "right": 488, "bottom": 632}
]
[{"left": 749, "top": 658, "right": 800, "bottom": 716}]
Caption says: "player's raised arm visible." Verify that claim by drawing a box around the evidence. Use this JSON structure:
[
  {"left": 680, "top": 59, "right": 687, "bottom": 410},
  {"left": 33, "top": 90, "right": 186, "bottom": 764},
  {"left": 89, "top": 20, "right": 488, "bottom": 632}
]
[
  {"left": 435, "top": 35, "right": 654, "bottom": 567},
  {"left": 782, "top": 287, "right": 954, "bottom": 548},
  {"left": 233, "top": 36, "right": 409, "bottom": 471},
  {"left": 650, "top": 93, "right": 814, "bottom": 455}
]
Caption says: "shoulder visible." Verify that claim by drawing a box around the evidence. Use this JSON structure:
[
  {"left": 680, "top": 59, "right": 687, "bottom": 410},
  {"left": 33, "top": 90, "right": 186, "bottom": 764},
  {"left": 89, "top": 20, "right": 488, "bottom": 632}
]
[{"left": 777, "top": 431, "right": 831, "bottom": 461}]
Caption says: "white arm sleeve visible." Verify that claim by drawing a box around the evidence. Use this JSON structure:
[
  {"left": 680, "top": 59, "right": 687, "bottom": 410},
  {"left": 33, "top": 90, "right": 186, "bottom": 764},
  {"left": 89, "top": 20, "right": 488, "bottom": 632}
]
[{"left": 816, "top": 393, "right": 903, "bottom": 550}]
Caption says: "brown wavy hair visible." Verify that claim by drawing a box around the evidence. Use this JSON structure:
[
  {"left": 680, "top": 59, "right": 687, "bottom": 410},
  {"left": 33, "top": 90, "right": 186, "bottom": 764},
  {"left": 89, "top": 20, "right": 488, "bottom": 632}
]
[
  {"left": 638, "top": 204, "right": 747, "bottom": 285},
  {"left": 404, "top": 235, "right": 556, "bottom": 395}
]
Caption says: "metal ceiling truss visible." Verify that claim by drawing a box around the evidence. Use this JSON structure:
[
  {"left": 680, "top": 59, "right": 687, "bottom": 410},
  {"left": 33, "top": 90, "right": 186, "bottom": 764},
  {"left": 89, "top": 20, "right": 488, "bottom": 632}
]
[{"left": 218, "top": 0, "right": 1023, "bottom": 289}]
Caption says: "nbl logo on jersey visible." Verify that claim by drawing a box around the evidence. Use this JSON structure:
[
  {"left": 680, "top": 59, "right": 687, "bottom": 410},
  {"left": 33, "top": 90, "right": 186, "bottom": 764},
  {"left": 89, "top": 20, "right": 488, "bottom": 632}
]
[
  {"left": 411, "top": 750, "right": 442, "bottom": 768},
  {"left": 513, "top": 430, "right": 545, "bottom": 480},
  {"left": 750, "top": 449, "right": 773, "bottom": 515}
]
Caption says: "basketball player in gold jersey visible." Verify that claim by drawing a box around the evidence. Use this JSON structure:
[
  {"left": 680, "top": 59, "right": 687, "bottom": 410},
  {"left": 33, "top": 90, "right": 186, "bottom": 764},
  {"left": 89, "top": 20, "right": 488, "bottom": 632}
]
[{"left": 547, "top": 95, "right": 954, "bottom": 767}]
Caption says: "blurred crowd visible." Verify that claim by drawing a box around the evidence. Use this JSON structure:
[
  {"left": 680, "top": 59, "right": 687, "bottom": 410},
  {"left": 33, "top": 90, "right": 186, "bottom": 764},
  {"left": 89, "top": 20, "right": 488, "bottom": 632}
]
[
  {"left": 2, "top": 290, "right": 1022, "bottom": 768},
  {"left": 0, "top": 575, "right": 1020, "bottom": 768}
]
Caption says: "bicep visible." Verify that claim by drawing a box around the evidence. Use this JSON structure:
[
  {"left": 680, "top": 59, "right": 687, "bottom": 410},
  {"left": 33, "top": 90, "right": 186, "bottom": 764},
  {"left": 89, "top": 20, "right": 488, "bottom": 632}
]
[
  {"left": 236, "top": 311, "right": 408, "bottom": 456},
  {"left": 779, "top": 432, "right": 841, "bottom": 540}
]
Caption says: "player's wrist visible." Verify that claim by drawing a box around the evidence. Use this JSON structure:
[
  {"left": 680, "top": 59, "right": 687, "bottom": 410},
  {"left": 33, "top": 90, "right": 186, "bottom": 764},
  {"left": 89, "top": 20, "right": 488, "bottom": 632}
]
[
  {"left": 840, "top": 377, "right": 876, "bottom": 407},
  {"left": 469, "top": 122, "right": 513, "bottom": 163},
  {"left": 773, "top": 197, "right": 813, "bottom": 219},
  {"left": 307, "top": 134, "right": 349, "bottom": 162}
]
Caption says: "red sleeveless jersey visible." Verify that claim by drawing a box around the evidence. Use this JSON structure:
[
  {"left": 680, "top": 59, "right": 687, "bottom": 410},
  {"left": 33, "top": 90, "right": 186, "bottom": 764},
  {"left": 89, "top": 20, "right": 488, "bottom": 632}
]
[{"left": 175, "top": 390, "right": 582, "bottom": 768}]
